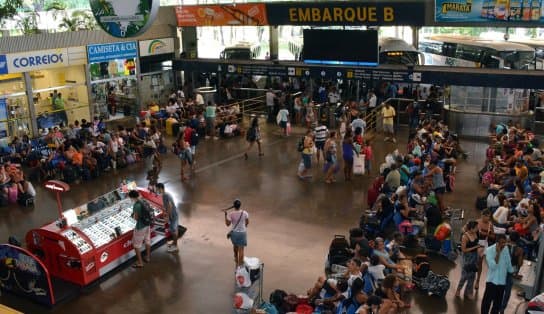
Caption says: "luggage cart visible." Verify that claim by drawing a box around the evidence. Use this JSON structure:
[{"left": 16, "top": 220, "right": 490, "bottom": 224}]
[{"left": 233, "top": 263, "right": 264, "bottom": 314}]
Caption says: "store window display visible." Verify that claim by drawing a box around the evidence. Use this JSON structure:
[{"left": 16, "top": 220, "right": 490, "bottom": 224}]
[
  {"left": 0, "top": 74, "right": 32, "bottom": 141},
  {"left": 87, "top": 42, "right": 139, "bottom": 121},
  {"left": 30, "top": 67, "right": 90, "bottom": 131}
]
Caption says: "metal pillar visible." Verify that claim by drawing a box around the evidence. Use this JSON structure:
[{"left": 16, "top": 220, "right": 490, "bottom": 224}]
[{"left": 23, "top": 72, "right": 38, "bottom": 136}]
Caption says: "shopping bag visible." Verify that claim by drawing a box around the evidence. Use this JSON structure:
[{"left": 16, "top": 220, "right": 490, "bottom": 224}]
[
  {"left": 286, "top": 122, "right": 292, "bottom": 135},
  {"left": 234, "top": 292, "right": 253, "bottom": 309},
  {"left": 235, "top": 265, "right": 251, "bottom": 288},
  {"left": 353, "top": 154, "right": 365, "bottom": 175}
]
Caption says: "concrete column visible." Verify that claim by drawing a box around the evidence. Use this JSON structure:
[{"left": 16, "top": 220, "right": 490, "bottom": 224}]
[
  {"left": 269, "top": 26, "right": 279, "bottom": 60},
  {"left": 23, "top": 72, "right": 38, "bottom": 136},
  {"left": 181, "top": 27, "right": 198, "bottom": 58}
]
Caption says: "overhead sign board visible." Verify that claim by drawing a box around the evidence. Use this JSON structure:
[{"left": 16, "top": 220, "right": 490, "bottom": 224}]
[
  {"left": 139, "top": 38, "right": 175, "bottom": 57},
  {"left": 265, "top": 2, "right": 426, "bottom": 26},
  {"left": 0, "top": 47, "right": 87, "bottom": 74},
  {"left": 90, "top": 0, "right": 160, "bottom": 38},
  {"left": 87, "top": 42, "right": 138, "bottom": 63},
  {"left": 435, "top": 0, "right": 544, "bottom": 24},
  {"left": 175, "top": 4, "right": 268, "bottom": 26}
]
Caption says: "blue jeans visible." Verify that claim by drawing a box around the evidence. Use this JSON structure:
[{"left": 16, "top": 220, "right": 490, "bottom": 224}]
[{"left": 501, "top": 273, "right": 514, "bottom": 312}]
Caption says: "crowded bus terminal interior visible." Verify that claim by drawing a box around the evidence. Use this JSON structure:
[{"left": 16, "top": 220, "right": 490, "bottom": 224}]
[{"left": 1, "top": 1, "right": 544, "bottom": 314}]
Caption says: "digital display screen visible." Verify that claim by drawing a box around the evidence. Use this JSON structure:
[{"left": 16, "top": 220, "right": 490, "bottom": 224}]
[{"left": 302, "top": 29, "right": 378, "bottom": 66}]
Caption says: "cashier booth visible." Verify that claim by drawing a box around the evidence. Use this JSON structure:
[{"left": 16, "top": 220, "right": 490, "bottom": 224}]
[{"left": 0, "top": 182, "right": 172, "bottom": 306}]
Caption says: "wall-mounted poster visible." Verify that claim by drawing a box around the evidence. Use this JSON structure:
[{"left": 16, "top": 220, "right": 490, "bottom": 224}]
[{"left": 435, "top": 0, "right": 543, "bottom": 23}]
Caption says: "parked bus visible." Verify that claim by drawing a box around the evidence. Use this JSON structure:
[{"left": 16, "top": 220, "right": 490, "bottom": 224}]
[
  {"left": 379, "top": 37, "right": 423, "bottom": 66},
  {"left": 220, "top": 42, "right": 261, "bottom": 60},
  {"left": 507, "top": 38, "right": 544, "bottom": 70},
  {"left": 419, "top": 35, "right": 535, "bottom": 69}
]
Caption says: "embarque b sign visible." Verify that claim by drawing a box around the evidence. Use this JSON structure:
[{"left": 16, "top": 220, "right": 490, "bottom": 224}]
[{"left": 90, "top": 0, "right": 160, "bottom": 38}]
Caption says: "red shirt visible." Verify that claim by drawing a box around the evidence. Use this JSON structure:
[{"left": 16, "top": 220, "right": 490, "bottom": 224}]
[{"left": 183, "top": 127, "right": 193, "bottom": 143}]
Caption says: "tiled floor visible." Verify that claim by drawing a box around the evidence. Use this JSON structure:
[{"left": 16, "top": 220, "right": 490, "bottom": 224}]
[{"left": 0, "top": 124, "right": 527, "bottom": 314}]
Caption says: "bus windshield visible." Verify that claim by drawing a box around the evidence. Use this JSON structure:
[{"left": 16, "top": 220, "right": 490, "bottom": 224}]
[
  {"left": 379, "top": 51, "right": 421, "bottom": 65},
  {"left": 222, "top": 48, "right": 252, "bottom": 60}
]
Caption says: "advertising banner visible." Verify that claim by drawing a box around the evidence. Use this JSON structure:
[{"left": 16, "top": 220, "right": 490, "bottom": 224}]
[
  {"left": 175, "top": 3, "right": 268, "bottom": 26},
  {"left": 139, "top": 38, "right": 175, "bottom": 57},
  {"left": 0, "top": 244, "right": 55, "bottom": 306},
  {"left": 87, "top": 41, "right": 138, "bottom": 63},
  {"left": 435, "top": 0, "right": 544, "bottom": 23},
  {"left": 265, "top": 2, "right": 426, "bottom": 26},
  {"left": 90, "top": 0, "right": 160, "bottom": 38}
]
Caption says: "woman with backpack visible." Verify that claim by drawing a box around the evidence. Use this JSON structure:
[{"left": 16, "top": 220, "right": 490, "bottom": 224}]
[
  {"left": 224, "top": 199, "right": 249, "bottom": 267},
  {"left": 244, "top": 116, "right": 263, "bottom": 160}
]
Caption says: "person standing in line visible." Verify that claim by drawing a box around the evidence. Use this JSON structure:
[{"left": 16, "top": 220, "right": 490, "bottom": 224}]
[
  {"left": 277, "top": 105, "right": 290, "bottom": 137},
  {"left": 314, "top": 122, "right": 329, "bottom": 165},
  {"left": 381, "top": 102, "right": 396, "bottom": 143},
  {"left": 481, "top": 234, "right": 513, "bottom": 314},
  {"left": 129, "top": 190, "right": 151, "bottom": 268},
  {"left": 298, "top": 129, "right": 314, "bottom": 180},
  {"left": 205, "top": 101, "right": 218, "bottom": 140},
  {"left": 456, "top": 221, "right": 481, "bottom": 299},
  {"left": 342, "top": 129, "right": 356, "bottom": 181},
  {"left": 244, "top": 116, "right": 263, "bottom": 160},
  {"left": 323, "top": 131, "right": 338, "bottom": 184},
  {"left": 266, "top": 88, "right": 277, "bottom": 123},
  {"left": 224, "top": 199, "right": 249, "bottom": 267},
  {"left": 156, "top": 183, "right": 180, "bottom": 253},
  {"left": 500, "top": 231, "right": 524, "bottom": 313}
]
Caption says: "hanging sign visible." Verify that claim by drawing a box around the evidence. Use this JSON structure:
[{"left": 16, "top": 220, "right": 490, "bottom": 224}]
[
  {"left": 90, "top": 0, "right": 160, "bottom": 38},
  {"left": 175, "top": 4, "right": 268, "bottom": 26}
]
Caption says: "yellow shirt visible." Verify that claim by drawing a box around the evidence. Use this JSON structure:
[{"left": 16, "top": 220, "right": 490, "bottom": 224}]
[{"left": 382, "top": 106, "right": 395, "bottom": 125}]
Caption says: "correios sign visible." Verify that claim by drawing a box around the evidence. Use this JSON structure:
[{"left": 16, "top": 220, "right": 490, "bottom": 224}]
[{"left": 90, "top": 0, "right": 160, "bottom": 38}]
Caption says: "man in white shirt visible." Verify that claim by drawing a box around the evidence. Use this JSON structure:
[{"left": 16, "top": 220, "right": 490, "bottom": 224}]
[
  {"left": 266, "top": 89, "right": 277, "bottom": 123},
  {"left": 351, "top": 114, "right": 366, "bottom": 136},
  {"left": 195, "top": 93, "right": 204, "bottom": 106}
]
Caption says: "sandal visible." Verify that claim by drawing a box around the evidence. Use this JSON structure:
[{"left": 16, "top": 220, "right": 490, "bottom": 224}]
[
  {"left": 143, "top": 257, "right": 150, "bottom": 263},
  {"left": 132, "top": 264, "right": 143, "bottom": 268}
]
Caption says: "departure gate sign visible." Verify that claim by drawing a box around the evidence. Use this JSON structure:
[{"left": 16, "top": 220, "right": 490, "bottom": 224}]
[
  {"left": 174, "top": 2, "right": 425, "bottom": 27},
  {"left": 265, "top": 2, "right": 426, "bottom": 26}
]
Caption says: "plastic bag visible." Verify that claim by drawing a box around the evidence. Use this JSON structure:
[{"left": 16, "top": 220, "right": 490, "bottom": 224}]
[
  {"left": 234, "top": 292, "right": 253, "bottom": 309},
  {"left": 235, "top": 266, "right": 251, "bottom": 288},
  {"left": 353, "top": 154, "right": 365, "bottom": 175}
]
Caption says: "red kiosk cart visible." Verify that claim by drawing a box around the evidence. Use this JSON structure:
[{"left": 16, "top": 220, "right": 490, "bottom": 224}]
[{"left": 0, "top": 180, "right": 174, "bottom": 307}]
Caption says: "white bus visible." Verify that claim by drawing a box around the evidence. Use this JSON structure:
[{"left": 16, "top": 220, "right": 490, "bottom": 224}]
[
  {"left": 419, "top": 35, "right": 535, "bottom": 69},
  {"left": 379, "top": 37, "right": 423, "bottom": 66}
]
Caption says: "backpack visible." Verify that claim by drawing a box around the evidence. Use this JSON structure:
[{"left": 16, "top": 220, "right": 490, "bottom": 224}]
[
  {"left": 138, "top": 200, "right": 154, "bottom": 226},
  {"left": 297, "top": 137, "right": 305, "bottom": 152},
  {"left": 269, "top": 289, "right": 288, "bottom": 314},
  {"left": 327, "top": 235, "right": 352, "bottom": 268},
  {"left": 419, "top": 271, "right": 450, "bottom": 297}
]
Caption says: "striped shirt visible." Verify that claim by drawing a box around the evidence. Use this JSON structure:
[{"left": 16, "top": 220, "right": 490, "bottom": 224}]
[{"left": 314, "top": 125, "right": 328, "bottom": 143}]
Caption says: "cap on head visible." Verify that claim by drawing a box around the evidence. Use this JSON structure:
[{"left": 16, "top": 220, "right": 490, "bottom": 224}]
[{"left": 233, "top": 199, "right": 242, "bottom": 209}]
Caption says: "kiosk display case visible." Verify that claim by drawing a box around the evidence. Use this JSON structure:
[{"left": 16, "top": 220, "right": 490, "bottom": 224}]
[{"left": 0, "top": 182, "right": 175, "bottom": 306}]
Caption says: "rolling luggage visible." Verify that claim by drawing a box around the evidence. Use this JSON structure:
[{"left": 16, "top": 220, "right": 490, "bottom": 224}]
[
  {"left": 353, "top": 154, "right": 365, "bottom": 175},
  {"left": 326, "top": 235, "right": 352, "bottom": 270}
]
